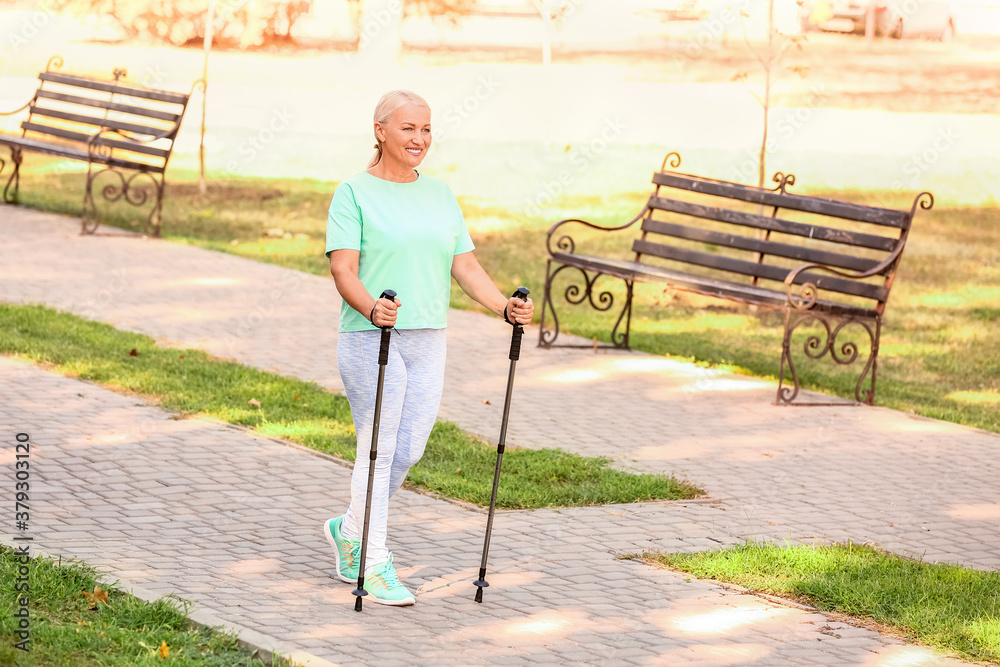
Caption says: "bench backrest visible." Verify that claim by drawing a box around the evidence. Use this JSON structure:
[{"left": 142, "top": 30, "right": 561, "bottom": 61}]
[
  {"left": 21, "top": 70, "right": 191, "bottom": 173},
  {"left": 633, "top": 167, "right": 919, "bottom": 313}
]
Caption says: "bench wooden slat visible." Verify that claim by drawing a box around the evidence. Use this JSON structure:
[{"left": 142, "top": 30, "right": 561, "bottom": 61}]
[
  {"left": 30, "top": 106, "right": 171, "bottom": 138},
  {"left": 35, "top": 90, "right": 181, "bottom": 122},
  {"left": 39, "top": 71, "right": 190, "bottom": 106},
  {"left": 648, "top": 195, "right": 899, "bottom": 252},
  {"left": 553, "top": 252, "right": 879, "bottom": 318},
  {"left": 640, "top": 218, "right": 886, "bottom": 274},
  {"left": 653, "top": 171, "right": 910, "bottom": 228},
  {"left": 0, "top": 135, "right": 165, "bottom": 173},
  {"left": 20, "top": 122, "right": 170, "bottom": 159},
  {"left": 633, "top": 238, "right": 888, "bottom": 301}
]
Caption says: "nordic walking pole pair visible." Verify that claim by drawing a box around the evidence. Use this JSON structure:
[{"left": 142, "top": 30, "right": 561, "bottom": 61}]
[
  {"left": 473, "top": 286, "right": 530, "bottom": 603},
  {"left": 352, "top": 289, "right": 396, "bottom": 613}
]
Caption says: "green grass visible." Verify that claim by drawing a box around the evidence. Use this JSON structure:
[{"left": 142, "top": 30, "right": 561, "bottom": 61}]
[
  {"left": 0, "top": 303, "right": 700, "bottom": 508},
  {"left": 644, "top": 542, "right": 1000, "bottom": 664},
  {"left": 0, "top": 546, "right": 281, "bottom": 666},
  {"left": 10, "top": 159, "right": 1000, "bottom": 434}
]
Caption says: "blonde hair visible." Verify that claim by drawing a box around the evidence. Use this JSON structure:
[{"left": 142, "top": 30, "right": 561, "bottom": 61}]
[{"left": 367, "top": 90, "right": 430, "bottom": 169}]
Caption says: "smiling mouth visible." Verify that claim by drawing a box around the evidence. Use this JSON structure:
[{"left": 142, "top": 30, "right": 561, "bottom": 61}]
[{"left": 406, "top": 148, "right": 422, "bottom": 155}]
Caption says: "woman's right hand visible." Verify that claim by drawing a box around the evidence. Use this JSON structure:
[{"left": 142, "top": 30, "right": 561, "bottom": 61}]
[{"left": 371, "top": 295, "right": 402, "bottom": 327}]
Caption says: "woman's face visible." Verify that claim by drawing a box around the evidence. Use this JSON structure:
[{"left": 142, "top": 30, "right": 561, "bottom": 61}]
[{"left": 375, "top": 102, "right": 432, "bottom": 170}]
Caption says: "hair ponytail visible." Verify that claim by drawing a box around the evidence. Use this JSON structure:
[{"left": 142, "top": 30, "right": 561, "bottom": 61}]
[
  {"left": 367, "top": 141, "right": 383, "bottom": 169},
  {"left": 366, "top": 90, "right": 430, "bottom": 169}
]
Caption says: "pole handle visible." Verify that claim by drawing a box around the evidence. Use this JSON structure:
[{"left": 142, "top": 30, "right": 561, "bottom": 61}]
[
  {"left": 377, "top": 289, "right": 395, "bottom": 366},
  {"left": 508, "top": 287, "right": 529, "bottom": 361},
  {"left": 509, "top": 322, "right": 523, "bottom": 361}
]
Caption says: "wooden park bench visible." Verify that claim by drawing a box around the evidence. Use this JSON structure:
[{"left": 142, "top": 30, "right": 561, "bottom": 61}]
[
  {"left": 0, "top": 56, "right": 199, "bottom": 236},
  {"left": 538, "top": 152, "right": 934, "bottom": 405}
]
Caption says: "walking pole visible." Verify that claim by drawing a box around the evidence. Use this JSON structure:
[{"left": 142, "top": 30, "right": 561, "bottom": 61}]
[
  {"left": 353, "top": 289, "right": 396, "bottom": 612},
  {"left": 473, "top": 286, "right": 529, "bottom": 603}
]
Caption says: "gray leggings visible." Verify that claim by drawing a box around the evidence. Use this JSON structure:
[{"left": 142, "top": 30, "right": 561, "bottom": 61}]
[{"left": 338, "top": 327, "right": 446, "bottom": 572}]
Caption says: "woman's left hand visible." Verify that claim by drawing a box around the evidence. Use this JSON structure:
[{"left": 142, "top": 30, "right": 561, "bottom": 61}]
[{"left": 505, "top": 296, "right": 534, "bottom": 325}]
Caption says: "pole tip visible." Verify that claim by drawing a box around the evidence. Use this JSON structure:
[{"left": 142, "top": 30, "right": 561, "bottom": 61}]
[
  {"left": 474, "top": 588, "right": 483, "bottom": 603},
  {"left": 354, "top": 597, "right": 363, "bottom": 612}
]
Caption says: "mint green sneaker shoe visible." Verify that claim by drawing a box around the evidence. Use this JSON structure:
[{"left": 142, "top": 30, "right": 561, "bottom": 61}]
[
  {"left": 363, "top": 553, "right": 415, "bottom": 606},
  {"left": 324, "top": 516, "right": 360, "bottom": 584}
]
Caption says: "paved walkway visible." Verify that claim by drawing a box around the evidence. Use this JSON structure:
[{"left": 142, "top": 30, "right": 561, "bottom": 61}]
[{"left": 1, "top": 208, "right": 997, "bottom": 666}]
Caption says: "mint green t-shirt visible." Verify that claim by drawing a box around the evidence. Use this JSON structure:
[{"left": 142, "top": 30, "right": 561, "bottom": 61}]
[{"left": 325, "top": 170, "right": 475, "bottom": 332}]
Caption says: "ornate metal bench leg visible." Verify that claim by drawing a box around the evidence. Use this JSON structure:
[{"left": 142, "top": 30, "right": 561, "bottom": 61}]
[
  {"left": 149, "top": 177, "right": 165, "bottom": 237},
  {"left": 81, "top": 165, "right": 161, "bottom": 235},
  {"left": 777, "top": 309, "right": 878, "bottom": 406},
  {"left": 776, "top": 308, "right": 800, "bottom": 405},
  {"left": 539, "top": 259, "right": 561, "bottom": 348},
  {"left": 610, "top": 280, "right": 634, "bottom": 349},
  {"left": 81, "top": 163, "right": 100, "bottom": 234},
  {"left": 857, "top": 317, "right": 881, "bottom": 405},
  {"left": 538, "top": 263, "right": 631, "bottom": 350},
  {"left": 3, "top": 147, "right": 22, "bottom": 205}
]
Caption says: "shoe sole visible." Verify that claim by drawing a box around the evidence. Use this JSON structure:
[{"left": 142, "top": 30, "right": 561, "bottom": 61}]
[
  {"left": 323, "top": 518, "right": 356, "bottom": 584},
  {"left": 365, "top": 593, "right": 415, "bottom": 606}
]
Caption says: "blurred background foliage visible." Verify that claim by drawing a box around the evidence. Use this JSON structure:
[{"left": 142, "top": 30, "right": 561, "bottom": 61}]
[{"left": 52, "top": 0, "right": 317, "bottom": 48}]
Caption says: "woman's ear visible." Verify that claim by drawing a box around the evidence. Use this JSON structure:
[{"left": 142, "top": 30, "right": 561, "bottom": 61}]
[{"left": 373, "top": 122, "right": 385, "bottom": 144}]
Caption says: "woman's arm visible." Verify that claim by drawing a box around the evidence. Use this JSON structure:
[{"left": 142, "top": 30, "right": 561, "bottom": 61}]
[
  {"left": 329, "top": 249, "right": 400, "bottom": 327},
  {"left": 451, "top": 251, "right": 533, "bottom": 325}
]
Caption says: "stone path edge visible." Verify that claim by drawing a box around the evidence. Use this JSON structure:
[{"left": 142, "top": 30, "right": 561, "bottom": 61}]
[
  {"left": 632, "top": 554, "right": 977, "bottom": 667},
  {"left": 0, "top": 537, "right": 339, "bottom": 667}
]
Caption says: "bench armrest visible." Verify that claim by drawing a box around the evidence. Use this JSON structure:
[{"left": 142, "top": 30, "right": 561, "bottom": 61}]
[
  {"left": 1, "top": 56, "right": 66, "bottom": 119},
  {"left": 546, "top": 210, "right": 647, "bottom": 257},
  {"left": 0, "top": 99, "right": 32, "bottom": 119},
  {"left": 85, "top": 124, "right": 180, "bottom": 162},
  {"left": 90, "top": 124, "right": 178, "bottom": 146},
  {"left": 86, "top": 128, "right": 163, "bottom": 166},
  {"left": 784, "top": 262, "right": 874, "bottom": 310},
  {"left": 784, "top": 191, "right": 933, "bottom": 309}
]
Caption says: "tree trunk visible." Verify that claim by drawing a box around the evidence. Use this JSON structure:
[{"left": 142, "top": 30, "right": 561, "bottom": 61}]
[
  {"left": 199, "top": 0, "right": 215, "bottom": 197},
  {"left": 758, "top": 0, "right": 774, "bottom": 189},
  {"left": 865, "top": 0, "right": 876, "bottom": 42},
  {"left": 540, "top": 0, "right": 552, "bottom": 67}
]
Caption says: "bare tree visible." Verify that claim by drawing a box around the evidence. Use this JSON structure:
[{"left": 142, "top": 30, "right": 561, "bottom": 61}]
[{"left": 733, "top": 0, "right": 807, "bottom": 188}]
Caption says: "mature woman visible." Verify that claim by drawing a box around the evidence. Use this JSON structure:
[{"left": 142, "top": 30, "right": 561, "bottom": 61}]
[{"left": 323, "top": 90, "right": 534, "bottom": 606}]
